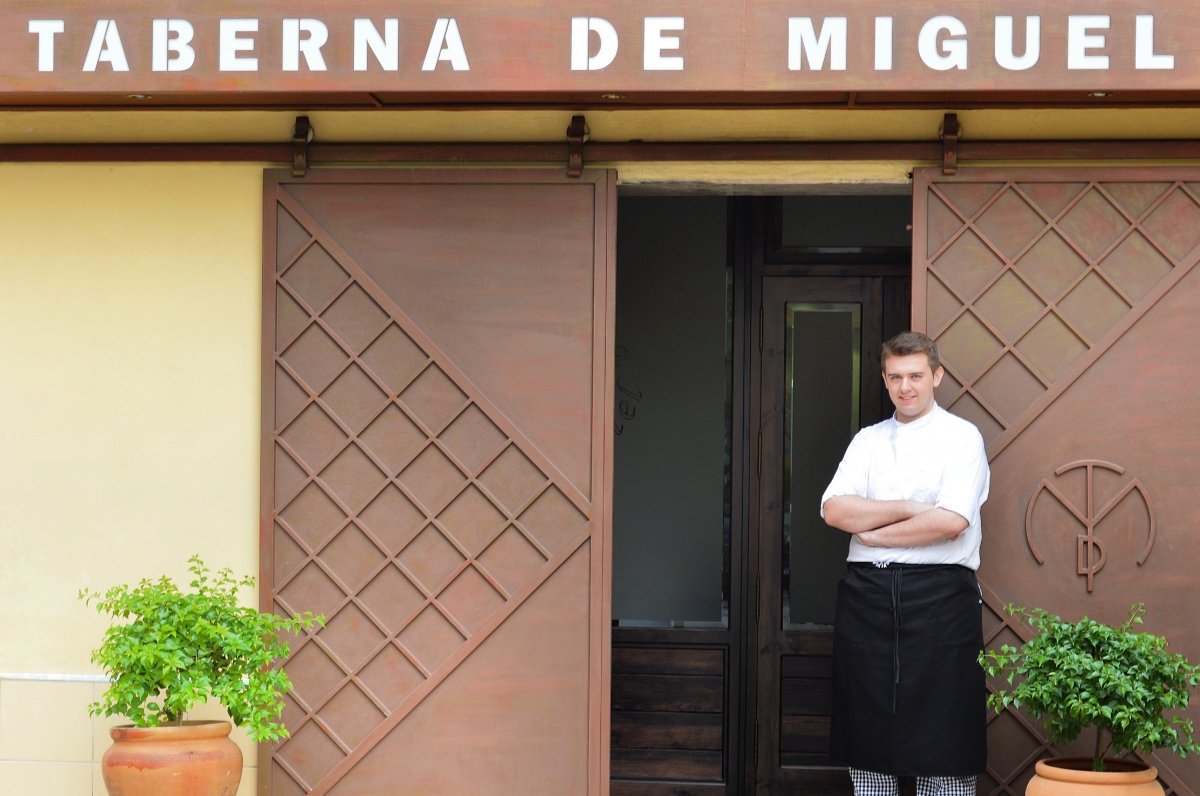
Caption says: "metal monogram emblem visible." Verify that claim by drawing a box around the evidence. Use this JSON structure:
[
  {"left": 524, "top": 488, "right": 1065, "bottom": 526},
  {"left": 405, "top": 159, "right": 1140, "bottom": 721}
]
[{"left": 1024, "top": 459, "right": 1155, "bottom": 593}]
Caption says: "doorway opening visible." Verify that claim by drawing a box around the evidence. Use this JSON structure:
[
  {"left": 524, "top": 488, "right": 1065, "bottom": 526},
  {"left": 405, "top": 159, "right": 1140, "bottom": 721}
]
[{"left": 610, "top": 193, "right": 912, "bottom": 796}]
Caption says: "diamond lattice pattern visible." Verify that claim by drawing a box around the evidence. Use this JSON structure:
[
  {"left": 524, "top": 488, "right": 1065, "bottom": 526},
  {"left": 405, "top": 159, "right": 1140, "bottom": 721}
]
[
  {"left": 925, "top": 177, "right": 1200, "bottom": 796},
  {"left": 270, "top": 223, "right": 589, "bottom": 791},
  {"left": 925, "top": 180, "right": 1200, "bottom": 446}
]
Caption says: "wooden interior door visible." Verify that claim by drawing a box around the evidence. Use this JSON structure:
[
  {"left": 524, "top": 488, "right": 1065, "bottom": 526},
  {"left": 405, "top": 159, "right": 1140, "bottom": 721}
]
[
  {"left": 261, "top": 169, "right": 615, "bottom": 795},
  {"left": 913, "top": 167, "right": 1200, "bottom": 796},
  {"left": 752, "top": 277, "right": 886, "bottom": 795}
]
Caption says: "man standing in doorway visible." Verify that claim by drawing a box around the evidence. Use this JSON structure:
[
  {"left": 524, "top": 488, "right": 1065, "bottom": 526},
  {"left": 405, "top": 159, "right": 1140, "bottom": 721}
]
[{"left": 820, "top": 331, "right": 989, "bottom": 796}]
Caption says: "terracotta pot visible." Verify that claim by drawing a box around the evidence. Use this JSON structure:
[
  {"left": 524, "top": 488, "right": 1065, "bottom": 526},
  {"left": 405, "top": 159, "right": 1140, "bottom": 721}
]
[
  {"left": 101, "top": 720, "right": 243, "bottom": 796},
  {"left": 1027, "top": 757, "right": 1163, "bottom": 796}
]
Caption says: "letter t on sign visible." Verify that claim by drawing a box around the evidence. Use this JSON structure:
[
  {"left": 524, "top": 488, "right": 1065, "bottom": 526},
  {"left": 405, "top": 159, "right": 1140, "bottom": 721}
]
[{"left": 29, "top": 20, "right": 65, "bottom": 72}]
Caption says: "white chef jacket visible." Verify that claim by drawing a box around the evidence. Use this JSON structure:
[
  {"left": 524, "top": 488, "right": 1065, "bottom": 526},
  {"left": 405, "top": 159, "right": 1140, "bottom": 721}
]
[{"left": 820, "top": 404, "right": 990, "bottom": 570}]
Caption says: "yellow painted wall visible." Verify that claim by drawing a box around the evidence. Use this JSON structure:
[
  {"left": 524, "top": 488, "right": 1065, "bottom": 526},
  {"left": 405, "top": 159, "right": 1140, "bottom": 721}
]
[
  {"left": 0, "top": 163, "right": 265, "bottom": 793},
  {"left": 0, "top": 162, "right": 263, "bottom": 671}
]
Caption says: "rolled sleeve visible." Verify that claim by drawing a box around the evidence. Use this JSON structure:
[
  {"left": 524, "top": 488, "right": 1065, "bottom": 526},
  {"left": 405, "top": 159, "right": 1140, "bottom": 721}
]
[
  {"left": 820, "top": 428, "right": 872, "bottom": 517},
  {"left": 934, "top": 429, "right": 990, "bottom": 526}
]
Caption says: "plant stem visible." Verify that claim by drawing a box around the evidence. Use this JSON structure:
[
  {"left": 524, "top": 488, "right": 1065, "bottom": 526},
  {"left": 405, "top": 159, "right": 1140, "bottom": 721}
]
[{"left": 1093, "top": 727, "right": 1106, "bottom": 772}]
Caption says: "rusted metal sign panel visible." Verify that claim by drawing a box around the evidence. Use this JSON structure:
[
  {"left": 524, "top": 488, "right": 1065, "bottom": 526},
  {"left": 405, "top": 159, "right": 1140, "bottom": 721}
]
[{"left": 3, "top": 1, "right": 1199, "bottom": 97}]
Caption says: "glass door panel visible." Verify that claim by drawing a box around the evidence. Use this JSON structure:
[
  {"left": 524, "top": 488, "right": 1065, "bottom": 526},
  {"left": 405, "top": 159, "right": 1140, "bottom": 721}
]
[{"left": 782, "top": 303, "right": 861, "bottom": 628}]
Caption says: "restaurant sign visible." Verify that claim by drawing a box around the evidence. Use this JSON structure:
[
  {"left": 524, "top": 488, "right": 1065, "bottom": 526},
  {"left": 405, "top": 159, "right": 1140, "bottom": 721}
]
[{"left": 3, "top": 1, "right": 1198, "bottom": 95}]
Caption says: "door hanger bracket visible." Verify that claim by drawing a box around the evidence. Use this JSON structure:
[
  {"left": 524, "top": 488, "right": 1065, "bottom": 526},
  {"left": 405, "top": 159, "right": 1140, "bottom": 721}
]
[
  {"left": 940, "top": 113, "right": 960, "bottom": 176},
  {"left": 293, "top": 116, "right": 314, "bottom": 178},
  {"left": 567, "top": 115, "right": 589, "bottom": 178}
]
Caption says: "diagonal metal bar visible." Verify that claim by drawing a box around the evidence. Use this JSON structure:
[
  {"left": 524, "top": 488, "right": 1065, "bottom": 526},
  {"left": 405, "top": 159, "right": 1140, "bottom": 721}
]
[
  {"left": 275, "top": 187, "right": 592, "bottom": 520},
  {"left": 306, "top": 530, "right": 593, "bottom": 795},
  {"left": 917, "top": 169, "right": 1200, "bottom": 462}
]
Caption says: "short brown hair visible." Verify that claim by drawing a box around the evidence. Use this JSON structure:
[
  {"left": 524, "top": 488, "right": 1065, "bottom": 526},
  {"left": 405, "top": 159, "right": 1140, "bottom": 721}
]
[{"left": 881, "top": 331, "right": 941, "bottom": 373}]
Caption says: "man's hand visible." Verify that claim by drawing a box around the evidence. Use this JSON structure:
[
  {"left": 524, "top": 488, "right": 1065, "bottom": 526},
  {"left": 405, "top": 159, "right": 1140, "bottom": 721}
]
[{"left": 856, "top": 507, "right": 968, "bottom": 548}]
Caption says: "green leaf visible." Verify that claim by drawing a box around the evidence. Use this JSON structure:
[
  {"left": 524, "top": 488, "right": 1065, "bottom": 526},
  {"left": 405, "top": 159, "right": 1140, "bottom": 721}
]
[
  {"left": 978, "top": 603, "right": 1200, "bottom": 770},
  {"left": 81, "top": 556, "right": 324, "bottom": 739}
]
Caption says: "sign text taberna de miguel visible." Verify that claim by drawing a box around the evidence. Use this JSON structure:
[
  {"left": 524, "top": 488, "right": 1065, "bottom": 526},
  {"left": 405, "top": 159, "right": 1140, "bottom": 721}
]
[{"left": 3, "top": 2, "right": 1193, "bottom": 92}]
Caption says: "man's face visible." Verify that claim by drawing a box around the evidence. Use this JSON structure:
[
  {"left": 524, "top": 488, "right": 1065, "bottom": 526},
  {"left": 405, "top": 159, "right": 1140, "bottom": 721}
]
[{"left": 882, "top": 352, "right": 943, "bottom": 423}]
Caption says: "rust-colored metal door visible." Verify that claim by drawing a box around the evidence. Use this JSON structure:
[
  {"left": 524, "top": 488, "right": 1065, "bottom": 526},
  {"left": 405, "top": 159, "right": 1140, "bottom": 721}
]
[
  {"left": 913, "top": 167, "right": 1200, "bottom": 796},
  {"left": 261, "top": 169, "right": 615, "bottom": 795}
]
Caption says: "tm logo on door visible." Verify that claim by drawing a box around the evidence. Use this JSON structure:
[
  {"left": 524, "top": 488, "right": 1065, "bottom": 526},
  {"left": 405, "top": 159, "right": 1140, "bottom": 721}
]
[{"left": 1024, "top": 459, "right": 1155, "bottom": 593}]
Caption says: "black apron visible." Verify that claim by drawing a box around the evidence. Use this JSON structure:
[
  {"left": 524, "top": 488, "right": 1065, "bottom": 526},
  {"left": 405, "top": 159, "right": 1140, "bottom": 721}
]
[{"left": 831, "top": 562, "right": 987, "bottom": 776}]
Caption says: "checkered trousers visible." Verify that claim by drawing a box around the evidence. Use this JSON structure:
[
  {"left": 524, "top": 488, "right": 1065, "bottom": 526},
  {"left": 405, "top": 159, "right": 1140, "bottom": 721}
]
[{"left": 849, "top": 768, "right": 977, "bottom": 796}]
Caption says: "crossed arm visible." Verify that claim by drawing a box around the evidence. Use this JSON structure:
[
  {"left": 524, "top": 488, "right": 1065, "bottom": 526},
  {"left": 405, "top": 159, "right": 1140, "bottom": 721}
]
[{"left": 822, "top": 495, "right": 968, "bottom": 548}]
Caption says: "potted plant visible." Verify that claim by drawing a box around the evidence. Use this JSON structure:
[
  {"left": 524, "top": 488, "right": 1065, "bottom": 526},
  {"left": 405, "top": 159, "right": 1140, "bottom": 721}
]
[
  {"left": 81, "top": 554, "right": 323, "bottom": 796},
  {"left": 979, "top": 603, "right": 1200, "bottom": 795}
]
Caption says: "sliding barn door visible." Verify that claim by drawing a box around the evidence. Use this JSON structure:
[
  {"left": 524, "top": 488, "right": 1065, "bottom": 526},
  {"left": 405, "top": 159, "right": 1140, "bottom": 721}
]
[
  {"left": 262, "top": 169, "right": 615, "bottom": 795},
  {"left": 914, "top": 167, "right": 1200, "bottom": 796}
]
